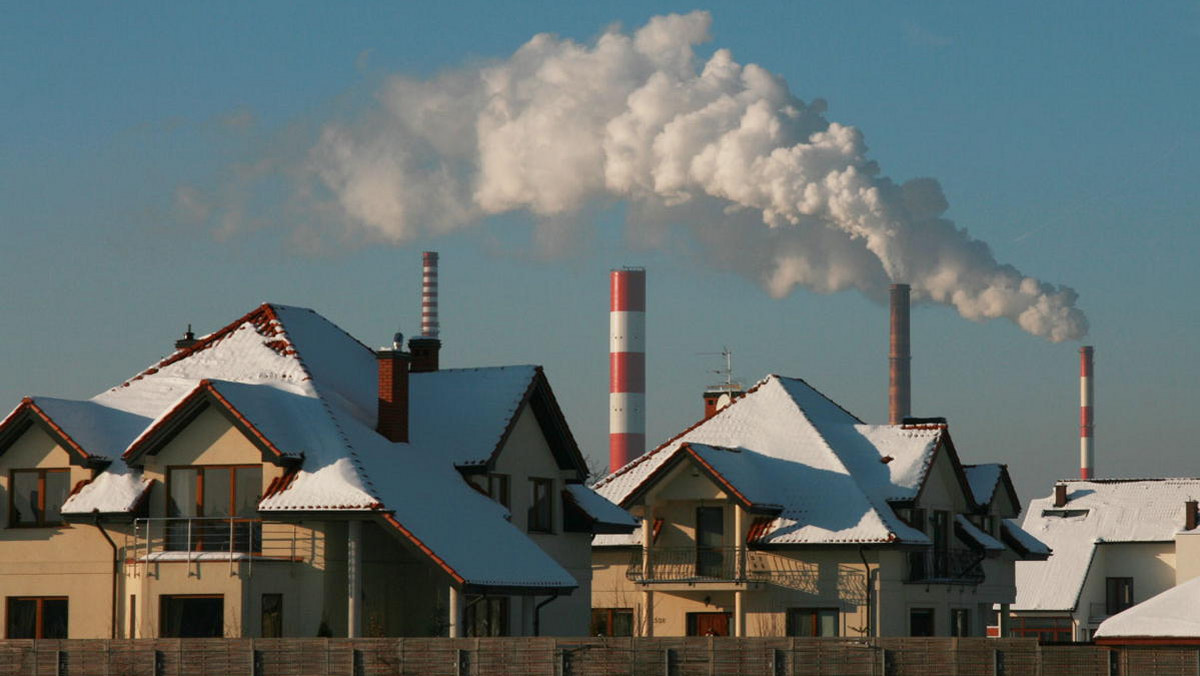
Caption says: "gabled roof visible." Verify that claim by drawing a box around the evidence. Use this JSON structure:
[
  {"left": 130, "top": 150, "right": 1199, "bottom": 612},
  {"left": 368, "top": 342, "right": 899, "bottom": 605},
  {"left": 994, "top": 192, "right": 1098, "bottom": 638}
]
[
  {"left": 1015, "top": 478, "right": 1200, "bottom": 612},
  {"left": 564, "top": 484, "right": 639, "bottom": 534},
  {"left": 8, "top": 303, "right": 597, "bottom": 592},
  {"left": 593, "top": 375, "right": 954, "bottom": 547},
  {"left": 0, "top": 397, "right": 143, "bottom": 468},
  {"left": 963, "top": 463, "right": 1021, "bottom": 516}
]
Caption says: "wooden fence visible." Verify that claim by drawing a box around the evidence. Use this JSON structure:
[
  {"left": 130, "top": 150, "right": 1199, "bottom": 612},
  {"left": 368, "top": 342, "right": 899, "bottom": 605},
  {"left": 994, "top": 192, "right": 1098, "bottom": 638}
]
[{"left": 0, "top": 637, "right": 1194, "bottom": 676}]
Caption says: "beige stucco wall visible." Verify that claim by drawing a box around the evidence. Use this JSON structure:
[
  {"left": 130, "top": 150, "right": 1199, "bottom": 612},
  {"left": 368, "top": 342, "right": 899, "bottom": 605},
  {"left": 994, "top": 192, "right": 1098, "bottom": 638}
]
[
  {"left": 0, "top": 424, "right": 119, "bottom": 638},
  {"left": 1068, "top": 541, "right": 1176, "bottom": 640},
  {"left": 1175, "top": 531, "right": 1200, "bottom": 584}
]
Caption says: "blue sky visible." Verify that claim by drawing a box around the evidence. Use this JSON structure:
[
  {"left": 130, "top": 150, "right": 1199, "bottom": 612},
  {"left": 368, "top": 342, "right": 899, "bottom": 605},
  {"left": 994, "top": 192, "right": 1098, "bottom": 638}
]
[{"left": 2, "top": 2, "right": 1198, "bottom": 504}]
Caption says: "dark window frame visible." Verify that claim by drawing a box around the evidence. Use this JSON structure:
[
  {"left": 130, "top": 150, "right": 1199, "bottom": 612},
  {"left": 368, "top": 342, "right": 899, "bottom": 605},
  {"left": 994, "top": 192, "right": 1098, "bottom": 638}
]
[
  {"left": 165, "top": 465, "right": 263, "bottom": 552},
  {"left": 487, "top": 474, "right": 510, "bottom": 509},
  {"left": 6, "top": 596, "right": 68, "bottom": 639},
  {"left": 910, "top": 608, "right": 936, "bottom": 637},
  {"left": 786, "top": 607, "right": 839, "bottom": 637},
  {"left": 528, "top": 478, "right": 553, "bottom": 533},
  {"left": 590, "top": 608, "right": 634, "bottom": 636},
  {"left": 8, "top": 468, "right": 71, "bottom": 528},
  {"left": 160, "top": 594, "right": 224, "bottom": 638},
  {"left": 464, "top": 596, "right": 509, "bottom": 637},
  {"left": 1106, "top": 577, "right": 1134, "bottom": 615}
]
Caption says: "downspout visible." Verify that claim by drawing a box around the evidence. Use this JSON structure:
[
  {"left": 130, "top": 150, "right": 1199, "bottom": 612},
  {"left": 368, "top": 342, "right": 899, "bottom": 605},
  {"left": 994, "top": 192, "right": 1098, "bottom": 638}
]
[
  {"left": 858, "top": 546, "right": 873, "bottom": 637},
  {"left": 533, "top": 592, "right": 560, "bottom": 637},
  {"left": 93, "top": 512, "right": 119, "bottom": 639}
]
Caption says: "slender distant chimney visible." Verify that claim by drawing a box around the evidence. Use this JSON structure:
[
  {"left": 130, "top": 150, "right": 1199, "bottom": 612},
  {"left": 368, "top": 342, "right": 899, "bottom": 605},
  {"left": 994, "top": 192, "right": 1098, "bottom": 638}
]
[
  {"left": 377, "top": 333, "right": 410, "bottom": 443},
  {"left": 1079, "top": 346, "right": 1094, "bottom": 479},
  {"left": 889, "top": 284, "right": 911, "bottom": 425},
  {"left": 409, "top": 251, "right": 442, "bottom": 373},
  {"left": 610, "top": 268, "right": 646, "bottom": 472},
  {"left": 175, "top": 324, "right": 198, "bottom": 351}
]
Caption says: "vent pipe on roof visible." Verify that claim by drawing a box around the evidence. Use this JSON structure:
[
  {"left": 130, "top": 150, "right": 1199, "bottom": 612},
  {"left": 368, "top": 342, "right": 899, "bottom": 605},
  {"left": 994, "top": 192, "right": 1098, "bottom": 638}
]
[
  {"left": 1186, "top": 500, "right": 1198, "bottom": 531},
  {"left": 1080, "top": 346, "right": 1094, "bottom": 479},
  {"left": 1054, "top": 484, "right": 1068, "bottom": 508},
  {"left": 409, "top": 251, "right": 442, "bottom": 373},
  {"left": 610, "top": 267, "right": 646, "bottom": 472},
  {"left": 888, "top": 284, "right": 911, "bottom": 425}
]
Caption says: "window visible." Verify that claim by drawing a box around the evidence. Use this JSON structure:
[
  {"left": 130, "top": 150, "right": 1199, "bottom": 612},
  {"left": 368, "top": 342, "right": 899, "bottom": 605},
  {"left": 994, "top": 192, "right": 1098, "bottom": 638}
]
[
  {"left": 160, "top": 595, "right": 223, "bottom": 638},
  {"left": 9, "top": 469, "right": 70, "bottom": 527},
  {"left": 465, "top": 597, "right": 508, "bottom": 637},
  {"left": 6, "top": 597, "right": 67, "bottom": 638},
  {"left": 166, "top": 465, "right": 262, "bottom": 551},
  {"left": 906, "top": 508, "right": 927, "bottom": 579},
  {"left": 1010, "top": 616, "right": 1073, "bottom": 642},
  {"left": 528, "top": 478, "right": 553, "bottom": 532},
  {"left": 487, "top": 474, "right": 510, "bottom": 509},
  {"left": 590, "top": 608, "right": 633, "bottom": 636},
  {"left": 686, "top": 612, "right": 731, "bottom": 636},
  {"left": 932, "top": 510, "right": 950, "bottom": 577},
  {"left": 261, "top": 594, "right": 282, "bottom": 638},
  {"left": 695, "top": 506, "right": 725, "bottom": 578},
  {"left": 1106, "top": 577, "right": 1134, "bottom": 615},
  {"left": 950, "top": 608, "right": 971, "bottom": 636},
  {"left": 787, "top": 608, "right": 839, "bottom": 637},
  {"left": 910, "top": 608, "right": 935, "bottom": 637}
]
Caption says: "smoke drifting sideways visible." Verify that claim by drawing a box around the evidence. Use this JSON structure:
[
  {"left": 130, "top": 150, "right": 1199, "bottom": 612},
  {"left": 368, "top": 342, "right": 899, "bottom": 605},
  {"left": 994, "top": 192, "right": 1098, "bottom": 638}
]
[{"left": 307, "top": 11, "right": 1086, "bottom": 341}]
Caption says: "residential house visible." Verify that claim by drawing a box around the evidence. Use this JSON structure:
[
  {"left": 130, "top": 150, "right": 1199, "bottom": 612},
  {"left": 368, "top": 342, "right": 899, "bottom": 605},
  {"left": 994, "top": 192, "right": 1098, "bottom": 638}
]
[
  {"left": 1011, "top": 478, "right": 1200, "bottom": 641},
  {"left": 0, "top": 303, "right": 633, "bottom": 639},
  {"left": 590, "top": 374, "right": 1048, "bottom": 638}
]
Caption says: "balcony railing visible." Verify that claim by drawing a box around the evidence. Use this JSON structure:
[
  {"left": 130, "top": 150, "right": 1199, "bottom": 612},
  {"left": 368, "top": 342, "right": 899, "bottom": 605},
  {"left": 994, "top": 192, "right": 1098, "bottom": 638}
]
[
  {"left": 132, "top": 517, "right": 313, "bottom": 564},
  {"left": 905, "top": 548, "right": 985, "bottom": 584}
]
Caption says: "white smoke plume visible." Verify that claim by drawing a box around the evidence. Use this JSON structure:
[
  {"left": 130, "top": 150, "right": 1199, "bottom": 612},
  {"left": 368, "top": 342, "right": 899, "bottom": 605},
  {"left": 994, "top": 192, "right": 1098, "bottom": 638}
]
[{"left": 307, "top": 11, "right": 1087, "bottom": 341}]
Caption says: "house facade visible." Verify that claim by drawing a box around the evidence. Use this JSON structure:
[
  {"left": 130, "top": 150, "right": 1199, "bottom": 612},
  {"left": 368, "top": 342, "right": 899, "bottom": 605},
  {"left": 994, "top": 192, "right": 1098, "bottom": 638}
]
[
  {"left": 0, "top": 303, "right": 632, "bottom": 640},
  {"left": 590, "top": 375, "right": 1048, "bottom": 638},
  {"left": 1011, "top": 479, "right": 1200, "bottom": 642}
]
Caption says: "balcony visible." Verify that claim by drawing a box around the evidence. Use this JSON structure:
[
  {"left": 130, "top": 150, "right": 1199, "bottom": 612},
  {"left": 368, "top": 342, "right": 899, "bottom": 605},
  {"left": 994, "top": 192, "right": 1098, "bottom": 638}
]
[
  {"left": 905, "top": 548, "right": 985, "bottom": 584},
  {"left": 132, "top": 517, "right": 313, "bottom": 567}
]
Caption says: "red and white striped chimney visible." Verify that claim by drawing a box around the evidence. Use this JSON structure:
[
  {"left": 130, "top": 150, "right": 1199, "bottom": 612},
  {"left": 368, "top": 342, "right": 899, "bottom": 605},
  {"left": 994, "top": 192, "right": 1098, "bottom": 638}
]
[
  {"left": 610, "top": 268, "right": 646, "bottom": 472},
  {"left": 421, "top": 251, "right": 439, "bottom": 339},
  {"left": 888, "top": 283, "right": 911, "bottom": 425},
  {"left": 1079, "top": 346, "right": 1094, "bottom": 479},
  {"left": 409, "top": 251, "right": 442, "bottom": 373}
]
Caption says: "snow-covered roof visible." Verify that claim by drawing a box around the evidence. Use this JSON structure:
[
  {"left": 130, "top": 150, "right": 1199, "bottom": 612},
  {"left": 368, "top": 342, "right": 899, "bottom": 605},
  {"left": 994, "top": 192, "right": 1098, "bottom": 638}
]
[
  {"left": 1094, "top": 575, "right": 1200, "bottom": 641},
  {"left": 593, "top": 375, "right": 962, "bottom": 547},
  {"left": 1014, "top": 479, "right": 1200, "bottom": 612},
  {"left": 5, "top": 303, "right": 584, "bottom": 591},
  {"left": 956, "top": 514, "right": 1005, "bottom": 552},
  {"left": 565, "top": 484, "right": 638, "bottom": 531},
  {"left": 964, "top": 464, "right": 1003, "bottom": 506}
]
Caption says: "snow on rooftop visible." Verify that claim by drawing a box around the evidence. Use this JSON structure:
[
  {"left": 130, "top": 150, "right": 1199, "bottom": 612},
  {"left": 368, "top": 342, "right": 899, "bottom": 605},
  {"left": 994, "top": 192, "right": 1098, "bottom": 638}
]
[
  {"left": 964, "top": 464, "right": 1003, "bottom": 506},
  {"left": 955, "top": 514, "right": 1005, "bottom": 552},
  {"left": 1015, "top": 479, "right": 1200, "bottom": 612},
  {"left": 593, "top": 375, "right": 931, "bottom": 547},
  {"left": 1095, "top": 575, "right": 1200, "bottom": 639},
  {"left": 13, "top": 303, "right": 578, "bottom": 590},
  {"left": 565, "top": 484, "right": 637, "bottom": 529}
]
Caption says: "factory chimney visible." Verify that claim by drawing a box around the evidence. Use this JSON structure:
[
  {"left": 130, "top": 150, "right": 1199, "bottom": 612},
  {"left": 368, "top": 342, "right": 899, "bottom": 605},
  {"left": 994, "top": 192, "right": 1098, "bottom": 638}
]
[
  {"left": 610, "top": 268, "right": 646, "bottom": 472},
  {"left": 408, "top": 251, "right": 442, "bottom": 373},
  {"left": 889, "top": 284, "right": 911, "bottom": 425},
  {"left": 1080, "top": 346, "right": 1094, "bottom": 479}
]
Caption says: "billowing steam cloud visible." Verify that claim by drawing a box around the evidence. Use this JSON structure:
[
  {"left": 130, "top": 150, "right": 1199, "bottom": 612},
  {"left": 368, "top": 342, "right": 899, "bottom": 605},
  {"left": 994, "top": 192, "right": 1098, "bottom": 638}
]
[{"left": 309, "top": 11, "right": 1086, "bottom": 341}]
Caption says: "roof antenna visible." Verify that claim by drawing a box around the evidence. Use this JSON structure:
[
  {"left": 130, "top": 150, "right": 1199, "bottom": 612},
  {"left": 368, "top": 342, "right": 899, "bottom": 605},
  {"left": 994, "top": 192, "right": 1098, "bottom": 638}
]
[
  {"left": 174, "top": 324, "right": 198, "bottom": 351},
  {"left": 699, "top": 346, "right": 744, "bottom": 419}
]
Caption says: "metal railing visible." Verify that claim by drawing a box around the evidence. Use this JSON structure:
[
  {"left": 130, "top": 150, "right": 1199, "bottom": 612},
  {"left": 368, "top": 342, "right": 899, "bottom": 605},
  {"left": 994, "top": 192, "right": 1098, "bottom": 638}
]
[
  {"left": 905, "top": 547, "right": 985, "bottom": 584},
  {"left": 626, "top": 546, "right": 751, "bottom": 583},
  {"left": 132, "top": 518, "right": 313, "bottom": 565}
]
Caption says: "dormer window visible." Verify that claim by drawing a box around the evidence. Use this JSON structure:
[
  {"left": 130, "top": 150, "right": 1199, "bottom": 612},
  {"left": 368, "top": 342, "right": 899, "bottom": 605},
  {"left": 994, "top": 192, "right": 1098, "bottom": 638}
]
[{"left": 9, "top": 469, "right": 70, "bottom": 528}]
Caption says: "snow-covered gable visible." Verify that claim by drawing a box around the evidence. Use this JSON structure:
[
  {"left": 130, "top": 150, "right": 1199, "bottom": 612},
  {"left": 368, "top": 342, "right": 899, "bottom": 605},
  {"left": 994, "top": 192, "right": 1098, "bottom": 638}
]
[
  {"left": 1015, "top": 479, "right": 1200, "bottom": 612},
  {"left": 593, "top": 375, "right": 946, "bottom": 547},
  {"left": 16, "top": 303, "right": 579, "bottom": 590},
  {"left": 1095, "top": 575, "right": 1200, "bottom": 640},
  {"left": 964, "top": 464, "right": 1003, "bottom": 506}
]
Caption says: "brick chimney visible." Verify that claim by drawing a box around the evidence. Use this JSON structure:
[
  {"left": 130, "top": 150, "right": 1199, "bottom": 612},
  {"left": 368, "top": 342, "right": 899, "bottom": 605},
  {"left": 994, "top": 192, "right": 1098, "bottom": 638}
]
[
  {"left": 1053, "top": 484, "right": 1068, "bottom": 508},
  {"left": 1186, "top": 500, "right": 1198, "bottom": 531},
  {"left": 377, "top": 337, "right": 411, "bottom": 443}
]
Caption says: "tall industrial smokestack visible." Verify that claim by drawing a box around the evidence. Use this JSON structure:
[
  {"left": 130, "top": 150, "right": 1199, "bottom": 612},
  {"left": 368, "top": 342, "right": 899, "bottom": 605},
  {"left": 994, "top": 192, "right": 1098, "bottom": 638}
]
[
  {"left": 408, "top": 251, "right": 442, "bottom": 373},
  {"left": 610, "top": 268, "right": 646, "bottom": 472},
  {"left": 889, "top": 283, "right": 911, "bottom": 425},
  {"left": 1080, "top": 346, "right": 1094, "bottom": 479}
]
